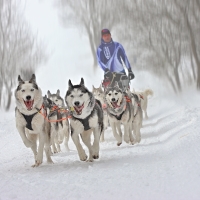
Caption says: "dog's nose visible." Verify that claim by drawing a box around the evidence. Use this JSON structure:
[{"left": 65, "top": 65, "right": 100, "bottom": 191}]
[
  {"left": 111, "top": 98, "right": 115, "bottom": 102},
  {"left": 74, "top": 101, "right": 80, "bottom": 106},
  {"left": 26, "top": 95, "right": 31, "bottom": 100}
]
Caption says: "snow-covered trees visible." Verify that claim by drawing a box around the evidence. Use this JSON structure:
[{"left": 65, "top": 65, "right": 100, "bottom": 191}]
[
  {"left": 0, "top": 0, "right": 47, "bottom": 110},
  {"left": 55, "top": 0, "right": 200, "bottom": 92}
]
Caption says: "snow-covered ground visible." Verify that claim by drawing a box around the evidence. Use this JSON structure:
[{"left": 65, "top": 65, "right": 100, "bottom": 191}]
[
  {"left": 1, "top": 1, "right": 200, "bottom": 199},
  {"left": 0, "top": 86, "right": 200, "bottom": 200}
]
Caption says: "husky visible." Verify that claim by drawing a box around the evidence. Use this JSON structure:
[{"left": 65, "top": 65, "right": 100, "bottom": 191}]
[
  {"left": 133, "top": 89, "right": 153, "bottom": 119},
  {"left": 65, "top": 78, "right": 103, "bottom": 162},
  {"left": 15, "top": 74, "right": 53, "bottom": 167},
  {"left": 105, "top": 84, "right": 134, "bottom": 146},
  {"left": 92, "top": 84, "right": 109, "bottom": 142},
  {"left": 47, "top": 90, "right": 70, "bottom": 152},
  {"left": 130, "top": 93, "right": 143, "bottom": 143}
]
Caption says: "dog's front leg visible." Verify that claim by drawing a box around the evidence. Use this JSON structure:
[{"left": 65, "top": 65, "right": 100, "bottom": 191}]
[
  {"left": 123, "top": 123, "right": 131, "bottom": 143},
  {"left": 81, "top": 130, "right": 94, "bottom": 162},
  {"left": 64, "top": 121, "right": 70, "bottom": 151},
  {"left": 128, "top": 122, "right": 135, "bottom": 145},
  {"left": 34, "top": 131, "right": 45, "bottom": 167},
  {"left": 110, "top": 121, "right": 122, "bottom": 146},
  {"left": 27, "top": 133, "right": 37, "bottom": 160},
  {"left": 16, "top": 125, "right": 33, "bottom": 148},
  {"left": 133, "top": 121, "right": 141, "bottom": 143},
  {"left": 92, "top": 127, "right": 100, "bottom": 159},
  {"left": 50, "top": 125, "right": 58, "bottom": 153},
  {"left": 71, "top": 132, "right": 87, "bottom": 161}
]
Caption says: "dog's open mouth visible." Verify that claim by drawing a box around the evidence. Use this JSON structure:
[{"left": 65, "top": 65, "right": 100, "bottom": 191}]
[
  {"left": 74, "top": 104, "right": 84, "bottom": 115},
  {"left": 23, "top": 100, "right": 34, "bottom": 110},
  {"left": 111, "top": 101, "right": 120, "bottom": 108}
]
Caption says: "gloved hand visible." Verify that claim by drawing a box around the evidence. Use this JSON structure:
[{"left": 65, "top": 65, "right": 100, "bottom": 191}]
[
  {"left": 104, "top": 68, "right": 113, "bottom": 80},
  {"left": 128, "top": 68, "right": 135, "bottom": 80}
]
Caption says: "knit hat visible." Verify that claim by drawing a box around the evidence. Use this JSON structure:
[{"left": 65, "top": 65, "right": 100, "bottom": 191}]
[{"left": 101, "top": 29, "right": 111, "bottom": 36}]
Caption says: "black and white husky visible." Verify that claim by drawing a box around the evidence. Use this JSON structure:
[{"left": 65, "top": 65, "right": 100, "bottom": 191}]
[
  {"left": 15, "top": 74, "right": 53, "bottom": 167},
  {"left": 47, "top": 90, "right": 70, "bottom": 152},
  {"left": 105, "top": 85, "right": 134, "bottom": 146},
  {"left": 65, "top": 78, "right": 103, "bottom": 162}
]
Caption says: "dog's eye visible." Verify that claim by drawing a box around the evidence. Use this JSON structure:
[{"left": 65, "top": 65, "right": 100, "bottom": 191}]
[
  {"left": 108, "top": 93, "right": 111, "bottom": 96},
  {"left": 31, "top": 89, "right": 34, "bottom": 92},
  {"left": 80, "top": 94, "right": 83, "bottom": 97},
  {"left": 21, "top": 89, "right": 25, "bottom": 92},
  {"left": 70, "top": 95, "right": 74, "bottom": 98},
  {"left": 115, "top": 93, "right": 118, "bottom": 95},
  {"left": 55, "top": 99, "right": 58, "bottom": 101}
]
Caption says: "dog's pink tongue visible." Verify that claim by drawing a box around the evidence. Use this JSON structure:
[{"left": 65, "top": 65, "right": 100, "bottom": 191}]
[
  {"left": 112, "top": 102, "right": 119, "bottom": 108},
  {"left": 74, "top": 104, "right": 84, "bottom": 114},
  {"left": 24, "top": 100, "right": 34, "bottom": 110}
]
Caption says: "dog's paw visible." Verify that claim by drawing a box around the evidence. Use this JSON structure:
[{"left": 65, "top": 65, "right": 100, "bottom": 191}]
[
  {"left": 31, "top": 160, "right": 42, "bottom": 167},
  {"left": 93, "top": 154, "right": 99, "bottom": 159},
  {"left": 137, "top": 137, "right": 141, "bottom": 143},
  {"left": 33, "top": 154, "right": 43, "bottom": 167},
  {"left": 86, "top": 158, "right": 94, "bottom": 162},
  {"left": 47, "top": 160, "right": 54, "bottom": 164},
  {"left": 79, "top": 153, "right": 88, "bottom": 161},
  {"left": 117, "top": 142, "right": 122, "bottom": 146}
]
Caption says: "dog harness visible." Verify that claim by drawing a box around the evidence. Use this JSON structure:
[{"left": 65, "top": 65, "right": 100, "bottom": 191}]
[
  {"left": 21, "top": 112, "right": 38, "bottom": 130},
  {"left": 72, "top": 101, "right": 103, "bottom": 131},
  {"left": 18, "top": 105, "right": 43, "bottom": 131},
  {"left": 73, "top": 115, "right": 91, "bottom": 131},
  {"left": 110, "top": 111, "right": 125, "bottom": 120}
]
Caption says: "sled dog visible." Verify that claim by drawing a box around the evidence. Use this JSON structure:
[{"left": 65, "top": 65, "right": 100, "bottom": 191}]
[
  {"left": 92, "top": 85, "right": 109, "bottom": 142},
  {"left": 130, "top": 93, "right": 143, "bottom": 143},
  {"left": 47, "top": 90, "right": 70, "bottom": 152},
  {"left": 105, "top": 85, "right": 134, "bottom": 146},
  {"left": 15, "top": 74, "right": 53, "bottom": 167},
  {"left": 65, "top": 78, "right": 103, "bottom": 162},
  {"left": 134, "top": 89, "right": 153, "bottom": 119}
]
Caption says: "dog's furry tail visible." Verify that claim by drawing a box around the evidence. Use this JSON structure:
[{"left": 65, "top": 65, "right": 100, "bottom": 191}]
[{"left": 144, "top": 89, "right": 153, "bottom": 97}]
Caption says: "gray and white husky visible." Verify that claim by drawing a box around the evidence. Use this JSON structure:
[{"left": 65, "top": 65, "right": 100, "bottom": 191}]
[
  {"left": 47, "top": 90, "right": 70, "bottom": 152},
  {"left": 92, "top": 85, "right": 109, "bottom": 142},
  {"left": 130, "top": 93, "right": 143, "bottom": 143},
  {"left": 15, "top": 74, "right": 53, "bottom": 167},
  {"left": 65, "top": 78, "right": 103, "bottom": 162},
  {"left": 105, "top": 85, "right": 134, "bottom": 146}
]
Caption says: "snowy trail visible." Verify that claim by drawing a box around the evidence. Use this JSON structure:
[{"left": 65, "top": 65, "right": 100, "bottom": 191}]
[{"left": 0, "top": 93, "right": 200, "bottom": 200}]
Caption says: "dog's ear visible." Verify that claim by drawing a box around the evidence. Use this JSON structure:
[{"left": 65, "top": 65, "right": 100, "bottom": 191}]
[
  {"left": 47, "top": 90, "right": 51, "bottom": 98},
  {"left": 43, "top": 95, "right": 47, "bottom": 101},
  {"left": 29, "top": 74, "right": 36, "bottom": 84},
  {"left": 18, "top": 75, "right": 24, "bottom": 85},
  {"left": 80, "top": 78, "right": 84, "bottom": 86},
  {"left": 68, "top": 79, "right": 73, "bottom": 88},
  {"left": 56, "top": 89, "right": 60, "bottom": 96}
]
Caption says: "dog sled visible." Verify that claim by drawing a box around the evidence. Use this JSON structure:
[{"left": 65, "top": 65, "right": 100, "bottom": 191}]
[{"left": 102, "top": 72, "right": 130, "bottom": 92}]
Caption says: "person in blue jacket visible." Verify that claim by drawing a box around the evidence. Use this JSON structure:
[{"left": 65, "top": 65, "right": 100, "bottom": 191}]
[{"left": 97, "top": 28, "right": 135, "bottom": 89}]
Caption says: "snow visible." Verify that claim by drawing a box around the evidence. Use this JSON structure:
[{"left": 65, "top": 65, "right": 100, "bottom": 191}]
[
  {"left": 1, "top": 1, "right": 200, "bottom": 199},
  {"left": 1, "top": 87, "right": 200, "bottom": 200}
]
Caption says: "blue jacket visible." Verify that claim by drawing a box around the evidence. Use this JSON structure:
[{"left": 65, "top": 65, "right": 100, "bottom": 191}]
[{"left": 97, "top": 39, "right": 132, "bottom": 73}]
